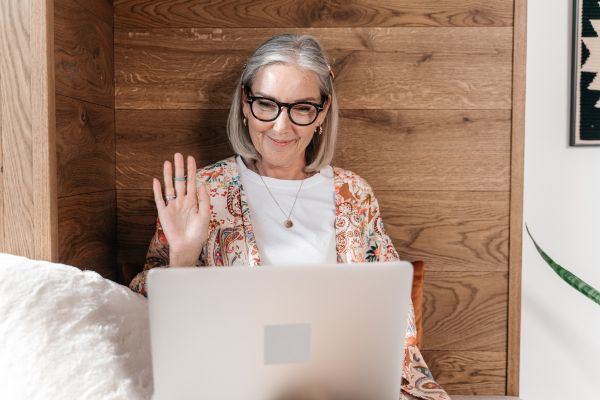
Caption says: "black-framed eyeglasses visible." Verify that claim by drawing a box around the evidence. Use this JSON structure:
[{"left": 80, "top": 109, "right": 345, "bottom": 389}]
[{"left": 244, "top": 86, "right": 325, "bottom": 126}]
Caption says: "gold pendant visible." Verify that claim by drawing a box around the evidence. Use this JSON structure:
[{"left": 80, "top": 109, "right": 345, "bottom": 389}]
[{"left": 284, "top": 219, "right": 293, "bottom": 228}]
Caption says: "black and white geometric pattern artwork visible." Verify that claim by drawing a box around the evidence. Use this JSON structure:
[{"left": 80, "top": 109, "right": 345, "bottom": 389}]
[{"left": 572, "top": 0, "right": 600, "bottom": 145}]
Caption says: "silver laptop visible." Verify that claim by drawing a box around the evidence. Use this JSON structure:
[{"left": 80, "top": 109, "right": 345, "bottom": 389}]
[{"left": 147, "top": 262, "right": 413, "bottom": 400}]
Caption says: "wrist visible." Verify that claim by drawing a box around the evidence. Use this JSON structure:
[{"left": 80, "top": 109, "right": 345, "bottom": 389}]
[{"left": 169, "top": 250, "right": 201, "bottom": 267}]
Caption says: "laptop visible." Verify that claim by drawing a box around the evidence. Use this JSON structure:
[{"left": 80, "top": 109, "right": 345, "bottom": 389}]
[{"left": 147, "top": 261, "right": 413, "bottom": 400}]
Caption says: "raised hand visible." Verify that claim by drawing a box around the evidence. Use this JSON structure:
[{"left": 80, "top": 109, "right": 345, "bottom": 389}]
[{"left": 152, "top": 153, "right": 210, "bottom": 267}]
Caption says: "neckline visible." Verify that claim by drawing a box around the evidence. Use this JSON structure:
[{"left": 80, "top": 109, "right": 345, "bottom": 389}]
[{"left": 236, "top": 156, "right": 331, "bottom": 188}]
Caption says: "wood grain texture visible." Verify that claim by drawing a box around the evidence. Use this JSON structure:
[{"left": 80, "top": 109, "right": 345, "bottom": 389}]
[
  {"left": 32, "top": 0, "right": 59, "bottom": 261},
  {"left": 422, "top": 350, "right": 506, "bottom": 395},
  {"left": 115, "top": 26, "right": 512, "bottom": 53},
  {"left": 114, "top": 27, "right": 512, "bottom": 110},
  {"left": 117, "top": 189, "right": 157, "bottom": 266},
  {"left": 75, "top": 0, "right": 114, "bottom": 27},
  {"left": 0, "top": 0, "right": 35, "bottom": 257},
  {"left": 421, "top": 271, "right": 507, "bottom": 351},
  {"left": 115, "top": 109, "right": 511, "bottom": 191},
  {"left": 334, "top": 109, "right": 512, "bottom": 191},
  {"left": 58, "top": 190, "right": 117, "bottom": 280},
  {"left": 56, "top": 95, "right": 115, "bottom": 197},
  {"left": 115, "top": 108, "right": 232, "bottom": 189},
  {"left": 507, "top": 0, "right": 527, "bottom": 395},
  {"left": 55, "top": 0, "right": 114, "bottom": 108},
  {"left": 377, "top": 191, "right": 509, "bottom": 273},
  {"left": 114, "top": 0, "right": 514, "bottom": 28}
]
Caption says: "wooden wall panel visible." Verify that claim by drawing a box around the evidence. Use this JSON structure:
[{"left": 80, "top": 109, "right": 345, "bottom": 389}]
[
  {"left": 58, "top": 191, "right": 116, "bottom": 280},
  {"left": 75, "top": 0, "right": 114, "bottom": 27},
  {"left": 115, "top": 27, "right": 512, "bottom": 110},
  {"left": 115, "top": 109, "right": 232, "bottom": 189},
  {"left": 117, "top": 189, "right": 156, "bottom": 266},
  {"left": 335, "top": 109, "right": 511, "bottom": 191},
  {"left": 55, "top": 0, "right": 116, "bottom": 277},
  {"left": 115, "top": 27, "right": 512, "bottom": 53},
  {"left": 0, "top": 0, "right": 35, "bottom": 256},
  {"left": 55, "top": 0, "right": 114, "bottom": 108},
  {"left": 507, "top": 0, "right": 527, "bottom": 394},
  {"left": 114, "top": 0, "right": 514, "bottom": 28},
  {"left": 378, "top": 191, "right": 509, "bottom": 273},
  {"left": 0, "top": 0, "right": 57, "bottom": 260},
  {"left": 115, "top": 109, "right": 511, "bottom": 191},
  {"left": 56, "top": 95, "right": 115, "bottom": 197},
  {"left": 422, "top": 350, "right": 506, "bottom": 395},
  {"left": 114, "top": 0, "right": 524, "bottom": 395},
  {"left": 421, "top": 271, "right": 508, "bottom": 351}
]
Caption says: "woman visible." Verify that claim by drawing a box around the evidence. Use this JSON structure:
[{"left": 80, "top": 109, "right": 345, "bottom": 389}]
[{"left": 130, "top": 34, "right": 449, "bottom": 400}]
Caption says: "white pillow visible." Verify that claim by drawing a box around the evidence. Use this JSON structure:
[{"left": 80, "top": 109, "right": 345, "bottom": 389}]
[{"left": 0, "top": 252, "right": 153, "bottom": 400}]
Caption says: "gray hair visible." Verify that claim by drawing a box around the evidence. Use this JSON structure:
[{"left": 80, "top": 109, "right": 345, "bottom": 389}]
[{"left": 226, "top": 34, "right": 339, "bottom": 173}]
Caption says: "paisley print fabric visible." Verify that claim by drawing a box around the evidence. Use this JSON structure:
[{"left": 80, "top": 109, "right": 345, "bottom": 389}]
[{"left": 129, "top": 156, "right": 449, "bottom": 400}]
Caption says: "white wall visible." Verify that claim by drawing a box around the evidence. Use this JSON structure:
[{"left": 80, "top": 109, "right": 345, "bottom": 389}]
[{"left": 521, "top": 0, "right": 600, "bottom": 399}]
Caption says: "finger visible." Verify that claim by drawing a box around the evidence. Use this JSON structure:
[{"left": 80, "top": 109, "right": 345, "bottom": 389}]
[
  {"left": 163, "top": 160, "right": 175, "bottom": 198},
  {"left": 153, "top": 178, "right": 166, "bottom": 210},
  {"left": 197, "top": 182, "right": 210, "bottom": 214},
  {"left": 174, "top": 153, "right": 186, "bottom": 197},
  {"left": 186, "top": 155, "right": 197, "bottom": 200}
]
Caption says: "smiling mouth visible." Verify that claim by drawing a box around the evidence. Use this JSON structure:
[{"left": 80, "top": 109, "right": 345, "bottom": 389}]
[{"left": 267, "top": 135, "right": 296, "bottom": 146}]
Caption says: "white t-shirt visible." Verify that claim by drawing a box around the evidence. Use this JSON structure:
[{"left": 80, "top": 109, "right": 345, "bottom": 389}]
[{"left": 236, "top": 156, "right": 337, "bottom": 266}]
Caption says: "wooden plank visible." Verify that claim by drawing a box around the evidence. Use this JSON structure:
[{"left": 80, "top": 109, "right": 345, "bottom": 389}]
[
  {"left": 422, "top": 350, "right": 506, "bottom": 395},
  {"left": 115, "top": 108, "right": 232, "bottom": 189},
  {"left": 0, "top": 0, "right": 35, "bottom": 257},
  {"left": 114, "top": 0, "right": 514, "bottom": 28},
  {"left": 377, "top": 191, "right": 509, "bottom": 273},
  {"left": 55, "top": 0, "right": 114, "bottom": 108},
  {"left": 421, "top": 271, "right": 508, "bottom": 351},
  {"left": 56, "top": 95, "right": 115, "bottom": 197},
  {"left": 58, "top": 190, "right": 117, "bottom": 280},
  {"left": 507, "top": 0, "right": 527, "bottom": 396},
  {"left": 117, "top": 189, "right": 157, "bottom": 267},
  {"left": 75, "top": 0, "right": 113, "bottom": 27},
  {"left": 114, "top": 28, "right": 512, "bottom": 110},
  {"left": 115, "top": 109, "right": 511, "bottom": 191},
  {"left": 114, "top": 27, "right": 513, "bottom": 53},
  {"left": 32, "top": 0, "right": 58, "bottom": 261},
  {"left": 334, "top": 109, "right": 512, "bottom": 191}
]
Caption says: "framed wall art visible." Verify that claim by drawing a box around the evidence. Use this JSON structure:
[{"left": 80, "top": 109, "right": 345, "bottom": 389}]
[{"left": 571, "top": 0, "right": 600, "bottom": 145}]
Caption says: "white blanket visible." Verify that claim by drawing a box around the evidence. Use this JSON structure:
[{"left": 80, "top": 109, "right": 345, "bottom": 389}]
[{"left": 0, "top": 253, "right": 153, "bottom": 400}]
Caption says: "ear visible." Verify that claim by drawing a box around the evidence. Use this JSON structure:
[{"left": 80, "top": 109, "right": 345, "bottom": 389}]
[{"left": 316, "top": 95, "right": 332, "bottom": 126}]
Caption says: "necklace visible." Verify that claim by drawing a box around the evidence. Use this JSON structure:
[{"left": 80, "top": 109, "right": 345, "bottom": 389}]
[{"left": 254, "top": 162, "right": 305, "bottom": 229}]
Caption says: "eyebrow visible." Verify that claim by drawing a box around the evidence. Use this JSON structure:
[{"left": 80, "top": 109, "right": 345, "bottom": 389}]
[{"left": 253, "top": 91, "right": 320, "bottom": 103}]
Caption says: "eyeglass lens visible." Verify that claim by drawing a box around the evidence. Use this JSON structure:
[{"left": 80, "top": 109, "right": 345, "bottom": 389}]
[{"left": 251, "top": 98, "right": 319, "bottom": 126}]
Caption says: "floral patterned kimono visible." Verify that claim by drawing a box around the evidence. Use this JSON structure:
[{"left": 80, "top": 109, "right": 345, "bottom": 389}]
[{"left": 130, "top": 156, "right": 449, "bottom": 400}]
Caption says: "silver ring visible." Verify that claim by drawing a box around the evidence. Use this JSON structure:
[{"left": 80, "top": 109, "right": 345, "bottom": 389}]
[
  {"left": 173, "top": 176, "right": 187, "bottom": 182},
  {"left": 165, "top": 195, "right": 177, "bottom": 201}
]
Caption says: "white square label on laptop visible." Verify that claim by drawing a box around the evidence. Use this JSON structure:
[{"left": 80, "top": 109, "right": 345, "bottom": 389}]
[{"left": 264, "top": 323, "right": 312, "bottom": 364}]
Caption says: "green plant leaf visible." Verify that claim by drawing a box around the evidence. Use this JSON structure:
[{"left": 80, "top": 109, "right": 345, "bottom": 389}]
[{"left": 526, "top": 225, "right": 600, "bottom": 306}]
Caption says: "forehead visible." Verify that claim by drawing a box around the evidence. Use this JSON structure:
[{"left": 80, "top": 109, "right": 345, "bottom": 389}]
[{"left": 251, "top": 64, "right": 321, "bottom": 101}]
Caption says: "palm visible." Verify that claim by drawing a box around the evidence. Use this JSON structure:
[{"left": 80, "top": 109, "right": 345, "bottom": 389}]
[{"left": 152, "top": 154, "right": 210, "bottom": 265}]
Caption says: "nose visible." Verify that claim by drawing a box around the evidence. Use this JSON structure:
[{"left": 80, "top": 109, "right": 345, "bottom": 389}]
[{"left": 272, "top": 107, "right": 293, "bottom": 132}]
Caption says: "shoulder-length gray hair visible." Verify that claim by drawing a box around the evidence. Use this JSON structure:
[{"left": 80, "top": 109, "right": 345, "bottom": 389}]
[{"left": 227, "top": 34, "right": 339, "bottom": 173}]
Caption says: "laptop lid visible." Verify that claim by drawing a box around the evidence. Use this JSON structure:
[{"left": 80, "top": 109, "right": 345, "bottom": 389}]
[{"left": 147, "top": 261, "right": 413, "bottom": 400}]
